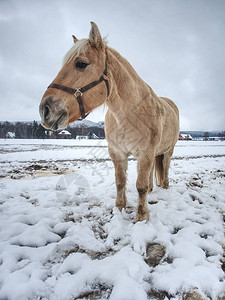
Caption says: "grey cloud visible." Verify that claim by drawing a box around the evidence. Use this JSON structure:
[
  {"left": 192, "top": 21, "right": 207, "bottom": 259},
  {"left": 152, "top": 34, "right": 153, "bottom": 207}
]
[{"left": 0, "top": 0, "right": 224, "bottom": 130}]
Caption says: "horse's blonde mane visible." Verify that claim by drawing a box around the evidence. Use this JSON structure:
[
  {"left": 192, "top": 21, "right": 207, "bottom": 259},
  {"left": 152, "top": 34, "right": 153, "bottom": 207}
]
[{"left": 63, "top": 39, "right": 90, "bottom": 66}]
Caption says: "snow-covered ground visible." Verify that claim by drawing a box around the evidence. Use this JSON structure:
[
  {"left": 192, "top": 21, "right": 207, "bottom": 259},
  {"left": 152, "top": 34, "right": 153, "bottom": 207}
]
[{"left": 0, "top": 139, "right": 224, "bottom": 300}]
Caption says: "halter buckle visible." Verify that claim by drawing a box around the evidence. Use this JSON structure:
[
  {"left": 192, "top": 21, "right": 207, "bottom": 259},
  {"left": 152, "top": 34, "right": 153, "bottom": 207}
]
[{"left": 74, "top": 88, "right": 83, "bottom": 98}]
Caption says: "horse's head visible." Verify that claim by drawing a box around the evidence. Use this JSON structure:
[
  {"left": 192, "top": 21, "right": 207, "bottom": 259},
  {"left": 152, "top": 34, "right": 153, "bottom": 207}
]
[{"left": 39, "top": 22, "right": 108, "bottom": 130}]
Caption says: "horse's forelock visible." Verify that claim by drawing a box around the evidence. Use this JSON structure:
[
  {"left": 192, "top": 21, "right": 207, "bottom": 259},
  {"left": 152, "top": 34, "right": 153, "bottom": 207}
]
[
  {"left": 63, "top": 39, "right": 90, "bottom": 66},
  {"left": 63, "top": 37, "right": 108, "bottom": 66}
]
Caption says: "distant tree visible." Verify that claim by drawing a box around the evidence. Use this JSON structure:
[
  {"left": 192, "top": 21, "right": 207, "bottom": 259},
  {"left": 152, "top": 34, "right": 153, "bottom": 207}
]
[
  {"left": 67, "top": 126, "right": 77, "bottom": 139},
  {"left": 5, "top": 121, "right": 11, "bottom": 131},
  {"left": 92, "top": 126, "right": 105, "bottom": 138},
  {"left": 25, "top": 122, "right": 33, "bottom": 138},
  {"left": 203, "top": 131, "right": 209, "bottom": 141},
  {"left": 15, "top": 126, "right": 22, "bottom": 139},
  {"left": 0, "top": 121, "right": 107, "bottom": 139},
  {"left": 0, "top": 122, "right": 6, "bottom": 138},
  {"left": 32, "top": 121, "right": 39, "bottom": 138},
  {"left": 222, "top": 131, "right": 225, "bottom": 140},
  {"left": 218, "top": 131, "right": 225, "bottom": 141},
  {"left": 36, "top": 124, "right": 46, "bottom": 139}
]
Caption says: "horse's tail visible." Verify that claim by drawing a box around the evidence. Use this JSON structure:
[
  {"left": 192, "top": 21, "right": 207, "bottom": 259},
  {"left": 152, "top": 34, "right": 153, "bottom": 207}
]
[{"left": 155, "top": 154, "right": 164, "bottom": 187}]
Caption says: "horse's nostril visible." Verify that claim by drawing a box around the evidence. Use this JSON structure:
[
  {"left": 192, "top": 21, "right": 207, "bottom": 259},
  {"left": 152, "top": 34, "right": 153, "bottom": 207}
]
[{"left": 43, "top": 105, "right": 50, "bottom": 119}]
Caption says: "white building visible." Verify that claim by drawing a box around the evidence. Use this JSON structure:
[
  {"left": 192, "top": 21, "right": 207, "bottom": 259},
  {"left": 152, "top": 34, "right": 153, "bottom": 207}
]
[
  {"left": 58, "top": 130, "right": 71, "bottom": 139},
  {"left": 6, "top": 132, "right": 15, "bottom": 139},
  {"left": 179, "top": 133, "right": 193, "bottom": 140},
  {"left": 76, "top": 135, "right": 88, "bottom": 140}
]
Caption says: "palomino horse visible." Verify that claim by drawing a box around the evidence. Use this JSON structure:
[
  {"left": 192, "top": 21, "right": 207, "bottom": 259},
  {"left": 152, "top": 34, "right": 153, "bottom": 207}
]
[{"left": 39, "top": 22, "right": 179, "bottom": 222}]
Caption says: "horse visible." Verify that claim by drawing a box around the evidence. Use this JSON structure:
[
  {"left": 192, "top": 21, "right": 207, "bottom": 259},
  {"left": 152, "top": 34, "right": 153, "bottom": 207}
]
[{"left": 39, "top": 22, "right": 179, "bottom": 222}]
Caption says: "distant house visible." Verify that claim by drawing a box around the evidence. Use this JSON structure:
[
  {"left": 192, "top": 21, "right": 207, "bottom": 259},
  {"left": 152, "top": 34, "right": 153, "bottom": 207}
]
[
  {"left": 88, "top": 132, "right": 99, "bottom": 139},
  {"left": 92, "top": 133, "right": 99, "bottom": 139},
  {"left": 58, "top": 130, "right": 71, "bottom": 139},
  {"left": 45, "top": 131, "right": 56, "bottom": 139},
  {"left": 179, "top": 133, "right": 193, "bottom": 140},
  {"left": 49, "top": 131, "right": 57, "bottom": 139},
  {"left": 6, "top": 132, "right": 15, "bottom": 139},
  {"left": 179, "top": 134, "right": 184, "bottom": 140},
  {"left": 208, "top": 137, "right": 220, "bottom": 141},
  {"left": 76, "top": 135, "right": 88, "bottom": 140}
]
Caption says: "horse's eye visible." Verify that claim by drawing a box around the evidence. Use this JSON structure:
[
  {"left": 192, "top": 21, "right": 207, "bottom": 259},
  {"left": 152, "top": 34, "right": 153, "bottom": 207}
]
[{"left": 75, "top": 60, "right": 89, "bottom": 70}]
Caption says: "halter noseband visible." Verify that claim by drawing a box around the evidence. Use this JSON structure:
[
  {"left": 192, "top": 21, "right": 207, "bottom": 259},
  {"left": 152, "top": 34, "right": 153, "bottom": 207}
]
[{"left": 47, "top": 50, "right": 109, "bottom": 120}]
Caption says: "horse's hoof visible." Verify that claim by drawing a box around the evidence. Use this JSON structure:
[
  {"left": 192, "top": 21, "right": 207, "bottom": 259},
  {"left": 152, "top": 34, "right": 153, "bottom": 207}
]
[
  {"left": 115, "top": 203, "right": 126, "bottom": 212},
  {"left": 135, "top": 204, "right": 149, "bottom": 222},
  {"left": 162, "top": 181, "right": 169, "bottom": 189},
  {"left": 135, "top": 212, "right": 149, "bottom": 223}
]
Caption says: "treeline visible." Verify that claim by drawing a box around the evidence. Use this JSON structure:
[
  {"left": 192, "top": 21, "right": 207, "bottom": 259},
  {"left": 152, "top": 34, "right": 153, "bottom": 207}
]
[
  {"left": 0, "top": 121, "right": 105, "bottom": 139},
  {"left": 1, "top": 121, "right": 224, "bottom": 140},
  {"left": 218, "top": 131, "right": 225, "bottom": 140},
  {"left": 202, "top": 131, "right": 225, "bottom": 140},
  {"left": 180, "top": 130, "right": 225, "bottom": 139}
]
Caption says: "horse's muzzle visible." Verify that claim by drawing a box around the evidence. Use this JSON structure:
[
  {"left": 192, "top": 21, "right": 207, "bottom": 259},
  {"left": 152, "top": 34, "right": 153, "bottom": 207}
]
[{"left": 39, "top": 97, "right": 68, "bottom": 131}]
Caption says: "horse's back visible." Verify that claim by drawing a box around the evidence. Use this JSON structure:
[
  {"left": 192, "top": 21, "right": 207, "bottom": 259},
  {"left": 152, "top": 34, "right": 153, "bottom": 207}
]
[
  {"left": 159, "top": 97, "right": 179, "bottom": 118},
  {"left": 156, "top": 96, "right": 179, "bottom": 154}
]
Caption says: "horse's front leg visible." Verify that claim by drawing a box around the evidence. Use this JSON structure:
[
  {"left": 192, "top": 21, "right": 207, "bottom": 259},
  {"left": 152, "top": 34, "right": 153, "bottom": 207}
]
[
  {"left": 148, "top": 162, "right": 154, "bottom": 193},
  {"left": 109, "top": 147, "right": 128, "bottom": 211},
  {"left": 136, "top": 154, "right": 154, "bottom": 222}
]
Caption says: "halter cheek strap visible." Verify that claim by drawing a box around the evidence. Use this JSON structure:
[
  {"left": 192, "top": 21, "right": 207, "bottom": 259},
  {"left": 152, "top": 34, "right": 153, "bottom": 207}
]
[{"left": 47, "top": 50, "right": 109, "bottom": 120}]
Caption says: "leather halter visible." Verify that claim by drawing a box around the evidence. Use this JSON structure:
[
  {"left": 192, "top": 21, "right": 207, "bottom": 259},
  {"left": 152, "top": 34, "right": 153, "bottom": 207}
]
[{"left": 47, "top": 50, "right": 109, "bottom": 120}]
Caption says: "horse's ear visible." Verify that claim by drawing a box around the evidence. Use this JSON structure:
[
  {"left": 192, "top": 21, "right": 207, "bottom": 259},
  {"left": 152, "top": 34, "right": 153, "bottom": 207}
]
[
  {"left": 89, "top": 22, "right": 103, "bottom": 49},
  {"left": 72, "top": 35, "right": 78, "bottom": 43}
]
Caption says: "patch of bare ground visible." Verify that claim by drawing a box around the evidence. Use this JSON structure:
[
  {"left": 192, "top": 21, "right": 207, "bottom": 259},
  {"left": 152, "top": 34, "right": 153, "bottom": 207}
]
[
  {"left": 147, "top": 289, "right": 172, "bottom": 299},
  {"left": 147, "top": 289, "right": 207, "bottom": 300},
  {"left": 189, "top": 193, "right": 203, "bottom": 204},
  {"left": 221, "top": 247, "right": 225, "bottom": 273},
  {"left": 148, "top": 200, "right": 158, "bottom": 205},
  {"left": 0, "top": 161, "right": 76, "bottom": 179},
  {"left": 183, "top": 291, "right": 205, "bottom": 300},
  {"left": 145, "top": 243, "right": 166, "bottom": 267},
  {"left": 2, "top": 154, "right": 225, "bottom": 180},
  {"left": 65, "top": 246, "right": 116, "bottom": 261},
  {"left": 74, "top": 282, "right": 112, "bottom": 299},
  {"left": 186, "top": 176, "right": 204, "bottom": 189}
]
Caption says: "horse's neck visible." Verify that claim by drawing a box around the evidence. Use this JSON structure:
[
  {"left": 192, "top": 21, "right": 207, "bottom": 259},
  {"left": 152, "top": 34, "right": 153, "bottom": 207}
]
[{"left": 106, "top": 47, "right": 158, "bottom": 117}]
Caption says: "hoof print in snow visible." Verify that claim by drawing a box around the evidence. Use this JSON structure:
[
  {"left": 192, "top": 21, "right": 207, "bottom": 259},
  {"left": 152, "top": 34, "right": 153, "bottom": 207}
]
[
  {"left": 57, "top": 231, "right": 67, "bottom": 239},
  {"left": 124, "top": 206, "right": 135, "bottom": 214},
  {"left": 29, "top": 198, "right": 39, "bottom": 206},
  {"left": 64, "top": 213, "right": 76, "bottom": 223},
  {"left": 148, "top": 200, "right": 158, "bottom": 205},
  {"left": 187, "top": 179, "right": 204, "bottom": 189},
  {"left": 145, "top": 243, "right": 166, "bottom": 267},
  {"left": 189, "top": 194, "right": 203, "bottom": 204},
  {"left": 163, "top": 256, "right": 173, "bottom": 264},
  {"left": 221, "top": 255, "right": 225, "bottom": 273},
  {"left": 172, "top": 227, "right": 183, "bottom": 234},
  {"left": 184, "top": 291, "right": 205, "bottom": 300}
]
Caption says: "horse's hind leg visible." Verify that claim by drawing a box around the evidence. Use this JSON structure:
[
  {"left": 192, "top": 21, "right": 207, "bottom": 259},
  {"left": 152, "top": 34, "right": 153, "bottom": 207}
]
[
  {"left": 109, "top": 147, "right": 128, "bottom": 211},
  {"left": 162, "top": 148, "right": 174, "bottom": 189}
]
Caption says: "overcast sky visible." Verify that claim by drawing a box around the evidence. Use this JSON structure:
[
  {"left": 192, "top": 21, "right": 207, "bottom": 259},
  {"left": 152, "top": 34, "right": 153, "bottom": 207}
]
[{"left": 0, "top": 0, "right": 224, "bottom": 131}]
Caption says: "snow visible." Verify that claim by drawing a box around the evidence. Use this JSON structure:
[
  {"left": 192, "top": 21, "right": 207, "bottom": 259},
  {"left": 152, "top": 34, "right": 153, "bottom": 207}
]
[{"left": 0, "top": 139, "right": 224, "bottom": 299}]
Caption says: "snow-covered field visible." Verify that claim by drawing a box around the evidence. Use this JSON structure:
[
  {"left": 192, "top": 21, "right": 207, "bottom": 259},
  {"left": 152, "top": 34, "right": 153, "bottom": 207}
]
[{"left": 0, "top": 139, "right": 224, "bottom": 300}]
